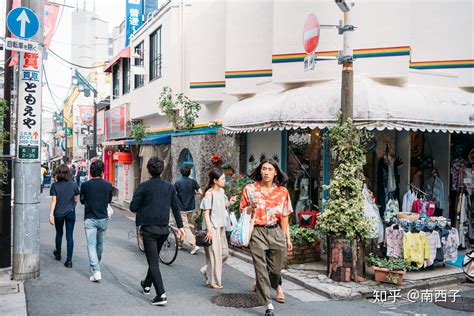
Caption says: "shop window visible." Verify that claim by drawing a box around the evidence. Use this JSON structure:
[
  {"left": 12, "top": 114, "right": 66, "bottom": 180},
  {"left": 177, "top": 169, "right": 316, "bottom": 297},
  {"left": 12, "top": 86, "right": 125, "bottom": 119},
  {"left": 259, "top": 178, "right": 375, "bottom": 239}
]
[
  {"left": 286, "top": 130, "right": 322, "bottom": 222},
  {"left": 178, "top": 149, "right": 196, "bottom": 179}
]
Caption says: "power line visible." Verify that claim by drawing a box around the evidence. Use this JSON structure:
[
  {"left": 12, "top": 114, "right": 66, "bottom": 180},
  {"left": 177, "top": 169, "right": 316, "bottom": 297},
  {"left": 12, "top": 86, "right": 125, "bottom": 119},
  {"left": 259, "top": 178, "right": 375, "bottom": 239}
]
[
  {"left": 42, "top": 64, "right": 63, "bottom": 112},
  {"left": 48, "top": 48, "right": 105, "bottom": 69}
]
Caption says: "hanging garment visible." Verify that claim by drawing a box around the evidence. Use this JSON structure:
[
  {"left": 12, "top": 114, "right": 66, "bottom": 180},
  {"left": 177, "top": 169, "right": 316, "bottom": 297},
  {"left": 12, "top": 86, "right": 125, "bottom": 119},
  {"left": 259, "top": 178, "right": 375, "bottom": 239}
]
[
  {"left": 377, "top": 155, "right": 401, "bottom": 219},
  {"left": 451, "top": 158, "right": 468, "bottom": 191},
  {"left": 443, "top": 227, "right": 460, "bottom": 261},
  {"left": 402, "top": 190, "right": 417, "bottom": 213},
  {"left": 385, "top": 225, "right": 404, "bottom": 258},
  {"left": 457, "top": 193, "right": 469, "bottom": 248},
  {"left": 362, "top": 186, "right": 384, "bottom": 243},
  {"left": 424, "top": 176, "right": 445, "bottom": 209},
  {"left": 421, "top": 230, "right": 442, "bottom": 267},
  {"left": 384, "top": 199, "right": 399, "bottom": 223},
  {"left": 403, "top": 231, "right": 430, "bottom": 268},
  {"left": 434, "top": 227, "right": 449, "bottom": 263}
]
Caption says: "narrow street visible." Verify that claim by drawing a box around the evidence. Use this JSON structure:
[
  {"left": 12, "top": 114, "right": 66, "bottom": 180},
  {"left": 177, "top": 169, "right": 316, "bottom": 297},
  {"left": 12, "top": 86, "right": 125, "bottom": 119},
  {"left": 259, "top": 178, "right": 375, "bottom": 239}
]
[{"left": 21, "top": 193, "right": 472, "bottom": 315}]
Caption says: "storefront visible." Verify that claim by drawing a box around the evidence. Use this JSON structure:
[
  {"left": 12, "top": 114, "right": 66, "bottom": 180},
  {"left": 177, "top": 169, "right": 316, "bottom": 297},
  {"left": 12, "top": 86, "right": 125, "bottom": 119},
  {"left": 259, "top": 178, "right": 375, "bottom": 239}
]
[{"left": 224, "top": 78, "right": 473, "bottom": 231}]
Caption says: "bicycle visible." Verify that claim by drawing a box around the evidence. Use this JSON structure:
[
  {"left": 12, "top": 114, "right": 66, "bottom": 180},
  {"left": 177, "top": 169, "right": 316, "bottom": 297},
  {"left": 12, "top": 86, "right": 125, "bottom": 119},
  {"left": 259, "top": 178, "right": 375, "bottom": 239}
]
[{"left": 134, "top": 225, "right": 179, "bottom": 265}]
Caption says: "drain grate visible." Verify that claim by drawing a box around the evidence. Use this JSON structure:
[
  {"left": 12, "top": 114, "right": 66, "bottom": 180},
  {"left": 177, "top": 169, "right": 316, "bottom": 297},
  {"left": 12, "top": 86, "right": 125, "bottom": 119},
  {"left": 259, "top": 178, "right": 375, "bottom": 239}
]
[
  {"left": 435, "top": 297, "right": 474, "bottom": 312},
  {"left": 210, "top": 293, "right": 261, "bottom": 308}
]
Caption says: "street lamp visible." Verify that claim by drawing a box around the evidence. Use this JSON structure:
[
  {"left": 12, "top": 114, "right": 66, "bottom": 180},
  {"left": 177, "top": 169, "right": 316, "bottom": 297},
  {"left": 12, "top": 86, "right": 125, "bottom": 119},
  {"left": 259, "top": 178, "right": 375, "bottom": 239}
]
[{"left": 335, "top": 0, "right": 355, "bottom": 122}]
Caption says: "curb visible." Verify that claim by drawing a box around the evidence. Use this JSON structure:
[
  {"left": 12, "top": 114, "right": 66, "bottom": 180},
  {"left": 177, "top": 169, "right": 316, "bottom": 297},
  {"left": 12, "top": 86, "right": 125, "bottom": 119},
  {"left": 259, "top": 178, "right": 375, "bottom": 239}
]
[{"left": 228, "top": 246, "right": 467, "bottom": 301}]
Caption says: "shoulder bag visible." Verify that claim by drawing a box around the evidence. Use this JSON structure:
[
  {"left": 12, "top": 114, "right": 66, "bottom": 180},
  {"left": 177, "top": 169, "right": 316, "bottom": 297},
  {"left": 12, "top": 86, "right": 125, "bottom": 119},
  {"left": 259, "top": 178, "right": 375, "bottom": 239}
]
[{"left": 195, "top": 193, "right": 213, "bottom": 247}]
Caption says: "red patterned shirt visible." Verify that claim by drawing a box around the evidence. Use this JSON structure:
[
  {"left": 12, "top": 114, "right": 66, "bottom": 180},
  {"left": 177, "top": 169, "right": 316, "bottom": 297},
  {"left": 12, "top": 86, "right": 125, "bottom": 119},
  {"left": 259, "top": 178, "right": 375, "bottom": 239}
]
[{"left": 240, "top": 182, "right": 293, "bottom": 226}]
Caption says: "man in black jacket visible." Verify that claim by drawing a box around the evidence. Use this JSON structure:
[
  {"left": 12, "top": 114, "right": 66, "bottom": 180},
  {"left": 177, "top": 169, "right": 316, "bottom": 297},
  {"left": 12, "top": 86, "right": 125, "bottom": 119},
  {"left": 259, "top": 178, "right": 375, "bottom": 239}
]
[
  {"left": 80, "top": 160, "right": 113, "bottom": 282},
  {"left": 130, "top": 157, "right": 185, "bottom": 306}
]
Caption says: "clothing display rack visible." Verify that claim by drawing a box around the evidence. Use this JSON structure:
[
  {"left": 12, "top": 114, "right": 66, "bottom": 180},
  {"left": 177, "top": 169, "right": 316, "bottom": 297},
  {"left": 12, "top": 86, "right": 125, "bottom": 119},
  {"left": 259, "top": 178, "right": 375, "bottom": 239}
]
[{"left": 410, "top": 184, "right": 430, "bottom": 198}]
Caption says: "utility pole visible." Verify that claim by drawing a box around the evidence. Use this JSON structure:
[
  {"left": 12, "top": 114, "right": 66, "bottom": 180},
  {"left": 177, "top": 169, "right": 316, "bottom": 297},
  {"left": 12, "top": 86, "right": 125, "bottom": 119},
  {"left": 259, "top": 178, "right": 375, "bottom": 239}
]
[
  {"left": 336, "top": 0, "right": 355, "bottom": 122},
  {"left": 12, "top": 0, "right": 44, "bottom": 280},
  {"left": 0, "top": 0, "right": 13, "bottom": 269},
  {"left": 63, "top": 111, "right": 68, "bottom": 163}
]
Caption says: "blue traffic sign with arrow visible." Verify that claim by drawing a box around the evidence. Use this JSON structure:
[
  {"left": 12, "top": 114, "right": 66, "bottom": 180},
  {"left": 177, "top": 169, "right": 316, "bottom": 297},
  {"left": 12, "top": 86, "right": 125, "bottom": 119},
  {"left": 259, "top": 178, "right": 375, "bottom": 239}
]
[{"left": 7, "top": 7, "right": 39, "bottom": 39}]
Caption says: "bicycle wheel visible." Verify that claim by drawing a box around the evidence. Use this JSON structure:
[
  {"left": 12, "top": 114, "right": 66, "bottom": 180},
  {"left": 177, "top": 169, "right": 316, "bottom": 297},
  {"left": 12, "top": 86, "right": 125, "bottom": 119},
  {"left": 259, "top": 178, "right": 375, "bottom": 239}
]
[
  {"left": 137, "top": 227, "right": 145, "bottom": 252},
  {"left": 159, "top": 227, "right": 178, "bottom": 265}
]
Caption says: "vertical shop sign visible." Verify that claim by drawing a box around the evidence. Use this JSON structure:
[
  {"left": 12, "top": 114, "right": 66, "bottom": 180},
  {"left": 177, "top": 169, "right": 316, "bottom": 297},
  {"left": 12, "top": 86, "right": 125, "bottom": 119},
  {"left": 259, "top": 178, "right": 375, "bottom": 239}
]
[
  {"left": 125, "top": 0, "right": 143, "bottom": 47},
  {"left": 17, "top": 52, "right": 42, "bottom": 160}
]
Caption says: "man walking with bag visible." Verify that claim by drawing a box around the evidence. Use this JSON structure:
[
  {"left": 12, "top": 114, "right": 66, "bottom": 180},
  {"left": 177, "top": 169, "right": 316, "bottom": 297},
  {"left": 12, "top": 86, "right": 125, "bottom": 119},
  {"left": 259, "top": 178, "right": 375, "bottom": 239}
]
[{"left": 80, "top": 160, "right": 113, "bottom": 282}]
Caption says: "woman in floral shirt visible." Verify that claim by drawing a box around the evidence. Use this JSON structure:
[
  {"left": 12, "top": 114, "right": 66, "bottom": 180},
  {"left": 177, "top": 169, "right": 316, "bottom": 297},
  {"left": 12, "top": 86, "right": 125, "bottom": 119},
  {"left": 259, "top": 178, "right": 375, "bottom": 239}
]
[{"left": 240, "top": 159, "right": 293, "bottom": 316}]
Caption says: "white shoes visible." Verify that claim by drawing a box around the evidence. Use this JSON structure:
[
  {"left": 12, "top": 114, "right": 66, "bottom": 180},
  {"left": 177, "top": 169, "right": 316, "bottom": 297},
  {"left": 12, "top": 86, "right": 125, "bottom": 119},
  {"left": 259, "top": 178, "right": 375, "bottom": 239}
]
[
  {"left": 90, "top": 271, "right": 102, "bottom": 282},
  {"left": 200, "top": 266, "right": 207, "bottom": 280},
  {"left": 190, "top": 246, "right": 200, "bottom": 255}
]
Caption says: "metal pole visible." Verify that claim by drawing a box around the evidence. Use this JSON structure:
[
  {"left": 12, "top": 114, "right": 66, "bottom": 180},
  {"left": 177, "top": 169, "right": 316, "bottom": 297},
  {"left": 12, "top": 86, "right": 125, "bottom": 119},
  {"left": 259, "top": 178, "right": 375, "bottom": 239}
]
[
  {"left": 340, "top": 10, "right": 353, "bottom": 122},
  {"left": 63, "top": 117, "right": 67, "bottom": 163},
  {"left": 92, "top": 96, "right": 97, "bottom": 158},
  {"left": 13, "top": 0, "right": 44, "bottom": 280},
  {"left": 0, "top": 0, "right": 13, "bottom": 269}
]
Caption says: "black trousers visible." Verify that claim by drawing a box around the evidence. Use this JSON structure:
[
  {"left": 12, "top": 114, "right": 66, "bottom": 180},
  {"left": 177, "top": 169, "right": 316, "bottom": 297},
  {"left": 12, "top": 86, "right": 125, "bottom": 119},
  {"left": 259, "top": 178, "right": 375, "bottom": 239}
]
[{"left": 142, "top": 230, "right": 168, "bottom": 296}]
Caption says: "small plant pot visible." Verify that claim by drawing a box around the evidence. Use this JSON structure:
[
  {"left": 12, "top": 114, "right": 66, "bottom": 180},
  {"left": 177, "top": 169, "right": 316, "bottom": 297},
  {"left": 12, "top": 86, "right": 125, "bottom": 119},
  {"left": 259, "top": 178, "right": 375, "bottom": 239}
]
[{"left": 373, "top": 267, "right": 405, "bottom": 286}]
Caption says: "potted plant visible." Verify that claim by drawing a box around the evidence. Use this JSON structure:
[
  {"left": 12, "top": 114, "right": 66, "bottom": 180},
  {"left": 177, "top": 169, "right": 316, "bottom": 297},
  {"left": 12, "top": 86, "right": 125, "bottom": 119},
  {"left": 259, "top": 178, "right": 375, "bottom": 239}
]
[
  {"left": 158, "top": 86, "right": 201, "bottom": 130},
  {"left": 287, "top": 225, "right": 321, "bottom": 264},
  {"left": 317, "top": 112, "right": 374, "bottom": 281},
  {"left": 366, "top": 254, "right": 414, "bottom": 286},
  {"left": 210, "top": 154, "right": 223, "bottom": 169}
]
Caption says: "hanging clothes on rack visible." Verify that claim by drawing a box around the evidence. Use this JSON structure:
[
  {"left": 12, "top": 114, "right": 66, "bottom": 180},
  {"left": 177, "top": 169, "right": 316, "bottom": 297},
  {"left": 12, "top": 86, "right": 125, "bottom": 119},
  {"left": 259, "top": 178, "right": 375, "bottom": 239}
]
[
  {"left": 385, "top": 224, "right": 404, "bottom": 258},
  {"left": 421, "top": 230, "right": 442, "bottom": 267},
  {"left": 362, "top": 185, "right": 384, "bottom": 243},
  {"left": 443, "top": 227, "right": 460, "bottom": 261},
  {"left": 424, "top": 169, "right": 445, "bottom": 216},
  {"left": 403, "top": 231, "right": 430, "bottom": 268},
  {"left": 402, "top": 189, "right": 417, "bottom": 213},
  {"left": 377, "top": 149, "right": 402, "bottom": 220},
  {"left": 451, "top": 157, "right": 468, "bottom": 191},
  {"left": 456, "top": 192, "right": 470, "bottom": 248}
]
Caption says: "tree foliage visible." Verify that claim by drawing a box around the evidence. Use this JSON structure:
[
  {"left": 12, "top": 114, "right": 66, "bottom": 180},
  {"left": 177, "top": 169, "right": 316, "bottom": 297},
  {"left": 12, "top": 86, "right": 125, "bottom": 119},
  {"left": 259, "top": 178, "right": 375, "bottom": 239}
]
[{"left": 158, "top": 87, "right": 201, "bottom": 130}]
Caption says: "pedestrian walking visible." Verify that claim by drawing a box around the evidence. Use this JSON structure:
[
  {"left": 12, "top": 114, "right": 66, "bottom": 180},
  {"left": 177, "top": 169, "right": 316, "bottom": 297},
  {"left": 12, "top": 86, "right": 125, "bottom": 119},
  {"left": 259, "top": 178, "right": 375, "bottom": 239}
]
[
  {"left": 240, "top": 159, "right": 293, "bottom": 316},
  {"left": 80, "top": 160, "right": 113, "bottom": 282},
  {"left": 49, "top": 164, "right": 80, "bottom": 268},
  {"left": 130, "top": 157, "right": 185, "bottom": 306},
  {"left": 200, "top": 169, "right": 236, "bottom": 289},
  {"left": 174, "top": 165, "right": 203, "bottom": 254}
]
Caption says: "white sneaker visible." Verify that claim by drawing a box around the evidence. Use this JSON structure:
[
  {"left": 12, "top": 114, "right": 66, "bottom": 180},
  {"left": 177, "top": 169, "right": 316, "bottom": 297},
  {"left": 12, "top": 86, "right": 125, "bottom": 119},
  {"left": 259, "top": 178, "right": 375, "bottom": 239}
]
[
  {"left": 200, "top": 266, "right": 207, "bottom": 280},
  {"left": 90, "top": 271, "right": 102, "bottom": 282},
  {"left": 190, "top": 246, "right": 200, "bottom": 255}
]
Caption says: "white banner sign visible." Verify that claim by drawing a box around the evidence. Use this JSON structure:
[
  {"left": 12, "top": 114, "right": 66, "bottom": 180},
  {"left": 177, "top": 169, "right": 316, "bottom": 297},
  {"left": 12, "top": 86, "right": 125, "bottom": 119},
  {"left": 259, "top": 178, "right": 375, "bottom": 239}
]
[
  {"left": 5, "top": 37, "right": 39, "bottom": 53},
  {"left": 17, "top": 51, "right": 42, "bottom": 160}
]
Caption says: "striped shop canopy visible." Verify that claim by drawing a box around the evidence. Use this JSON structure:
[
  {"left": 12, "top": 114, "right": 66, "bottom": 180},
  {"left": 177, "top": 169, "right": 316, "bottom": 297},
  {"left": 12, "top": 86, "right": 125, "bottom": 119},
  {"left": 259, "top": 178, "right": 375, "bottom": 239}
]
[{"left": 223, "top": 78, "right": 474, "bottom": 134}]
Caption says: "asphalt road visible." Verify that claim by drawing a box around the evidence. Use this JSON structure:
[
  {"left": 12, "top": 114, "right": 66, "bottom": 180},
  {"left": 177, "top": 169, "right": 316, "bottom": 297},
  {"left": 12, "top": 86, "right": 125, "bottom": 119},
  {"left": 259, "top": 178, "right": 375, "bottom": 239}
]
[{"left": 24, "top": 192, "right": 473, "bottom": 315}]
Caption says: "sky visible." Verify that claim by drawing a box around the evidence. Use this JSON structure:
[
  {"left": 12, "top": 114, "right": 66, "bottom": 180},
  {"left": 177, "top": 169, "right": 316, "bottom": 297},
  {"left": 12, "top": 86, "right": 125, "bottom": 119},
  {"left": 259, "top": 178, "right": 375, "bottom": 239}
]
[{"left": 0, "top": 0, "right": 126, "bottom": 117}]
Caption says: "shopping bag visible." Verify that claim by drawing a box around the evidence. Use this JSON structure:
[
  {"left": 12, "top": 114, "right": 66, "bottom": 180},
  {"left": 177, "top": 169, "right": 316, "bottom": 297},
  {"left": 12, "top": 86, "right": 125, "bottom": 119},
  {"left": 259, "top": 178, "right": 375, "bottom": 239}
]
[
  {"left": 230, "top": 208, "right": 254, "bottom": 247},
  {"left": 107, "top": 204, "right": 114, "bottom": 218},
  {"left": 463, "top": 250, "right": 474, "bottom": 282},
  {"left": 225, "top": 212, "right": 238, "bottom": 232}
]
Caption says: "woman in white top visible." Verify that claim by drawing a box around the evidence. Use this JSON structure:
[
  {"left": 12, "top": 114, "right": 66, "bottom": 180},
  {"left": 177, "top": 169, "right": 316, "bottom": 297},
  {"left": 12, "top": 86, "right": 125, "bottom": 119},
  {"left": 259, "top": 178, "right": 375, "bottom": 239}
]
[{"left": 200, "top": 169, "right": 236, "bottom": 289}]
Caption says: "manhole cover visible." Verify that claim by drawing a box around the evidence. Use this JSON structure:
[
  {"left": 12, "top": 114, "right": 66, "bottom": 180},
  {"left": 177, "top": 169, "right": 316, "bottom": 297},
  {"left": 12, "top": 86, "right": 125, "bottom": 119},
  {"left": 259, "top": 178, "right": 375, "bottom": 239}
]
[
  {"left": 435, "top": 297, "right": 474, "bottom": 312},
  {"left": 210, "top": 293, "right": 260, "bottom": 308}
]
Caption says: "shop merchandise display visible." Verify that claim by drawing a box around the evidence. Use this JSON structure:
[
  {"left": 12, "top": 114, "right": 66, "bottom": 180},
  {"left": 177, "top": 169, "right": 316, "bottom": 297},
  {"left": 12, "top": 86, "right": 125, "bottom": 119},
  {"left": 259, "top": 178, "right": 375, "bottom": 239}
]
[
  {"left": 423, "top": 169, "right": 445, "bottom": 216},
  {"left": 377, "top": 147, "right": 402, "bottom": 219},
  {"left": 362, "top": 185, "right": 384, "bottom": 243}
]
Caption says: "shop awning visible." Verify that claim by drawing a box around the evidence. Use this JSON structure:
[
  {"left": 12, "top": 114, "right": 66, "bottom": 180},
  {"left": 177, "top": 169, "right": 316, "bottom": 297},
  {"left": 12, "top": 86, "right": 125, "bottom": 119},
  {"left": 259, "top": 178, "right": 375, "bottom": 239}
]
[
  {"left": 125, "top": 135, "right": 172, "bottom": 145},
  {"left": 103, "top": 47, "right": 130, "bottom": 73},
  {"left": 223, "top": 78, "right": 474, "bottom": 134}
]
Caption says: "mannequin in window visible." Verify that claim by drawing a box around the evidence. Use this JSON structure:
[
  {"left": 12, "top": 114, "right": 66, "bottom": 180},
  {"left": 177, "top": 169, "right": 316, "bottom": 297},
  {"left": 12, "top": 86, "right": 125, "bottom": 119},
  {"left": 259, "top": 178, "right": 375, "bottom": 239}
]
[
  {"left": 424, "top": 168, "right": 445, "bottom": 217},
  {"left": 376, "top": 144, "right": 402, "bottom": 219}
]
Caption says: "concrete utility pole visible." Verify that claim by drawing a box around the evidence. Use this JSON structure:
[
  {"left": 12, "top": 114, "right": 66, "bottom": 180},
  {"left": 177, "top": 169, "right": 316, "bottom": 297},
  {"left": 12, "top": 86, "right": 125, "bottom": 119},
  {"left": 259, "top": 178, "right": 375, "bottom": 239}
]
[
  {"left": 0, "top": 0, "right": 13, "bottom": 269},
  {"left": 336, "top": 0, "right": 355, "bottom": 121},
  {"left": 13, "top": 0, "right": 44, "bottom": 280}
]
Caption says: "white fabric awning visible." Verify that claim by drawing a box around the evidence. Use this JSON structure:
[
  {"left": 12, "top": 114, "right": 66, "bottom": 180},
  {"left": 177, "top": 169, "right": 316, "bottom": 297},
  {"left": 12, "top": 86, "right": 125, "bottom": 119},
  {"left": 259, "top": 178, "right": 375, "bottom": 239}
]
[{"left": 223, "top": 79, "right": 474, "bottom": 134}]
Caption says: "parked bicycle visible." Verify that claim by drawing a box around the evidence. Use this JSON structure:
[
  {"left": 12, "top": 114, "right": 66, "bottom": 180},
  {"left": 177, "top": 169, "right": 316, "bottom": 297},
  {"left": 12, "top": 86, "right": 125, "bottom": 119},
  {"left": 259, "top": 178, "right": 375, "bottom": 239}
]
[{"left": 133, "top": 225, "right": 179, "bottom": 265}]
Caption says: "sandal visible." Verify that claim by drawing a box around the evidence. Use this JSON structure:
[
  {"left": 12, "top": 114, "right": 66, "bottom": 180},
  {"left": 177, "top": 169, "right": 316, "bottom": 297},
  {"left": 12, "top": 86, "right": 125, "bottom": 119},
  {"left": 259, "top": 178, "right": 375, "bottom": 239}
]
[
  {"left": 208, "top": 284, "right": 224, "bottom": 289},
  {"left": 275, "top": 286, "right": 285, "bottom": 304}
]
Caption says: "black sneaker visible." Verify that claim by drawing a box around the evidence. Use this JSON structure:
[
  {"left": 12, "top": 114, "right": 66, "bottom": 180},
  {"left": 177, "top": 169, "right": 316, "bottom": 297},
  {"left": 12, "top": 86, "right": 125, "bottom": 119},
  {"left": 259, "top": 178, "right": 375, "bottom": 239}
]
[
  {"left": 140, "top": 280, "right": 151, "bottom": 295},
  {"left": 151, "top": 295, "right": 167, "bottom": 306},
  {"left": 265, "top": 309, "right": 275, "bottom": 316},
  {"left": 53, "top": 250, "right": 61, "bottom": 261},
  {"left": 64, "top": 261, "right": 72, "bottom": 268}
]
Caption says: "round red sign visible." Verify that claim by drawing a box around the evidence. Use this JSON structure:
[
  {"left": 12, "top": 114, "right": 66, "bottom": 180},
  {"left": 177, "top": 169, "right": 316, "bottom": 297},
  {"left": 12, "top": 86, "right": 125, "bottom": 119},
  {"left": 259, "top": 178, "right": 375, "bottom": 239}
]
[{"left": 303, "top": 13, "right": 320, "bottom": 54}]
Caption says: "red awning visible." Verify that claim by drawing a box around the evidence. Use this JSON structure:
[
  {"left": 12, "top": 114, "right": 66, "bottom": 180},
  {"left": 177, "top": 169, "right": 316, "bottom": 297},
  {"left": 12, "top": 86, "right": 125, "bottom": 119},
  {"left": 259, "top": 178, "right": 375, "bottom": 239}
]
[{"left": 103, "top": 47, "right": 130, "bottom": 73}]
